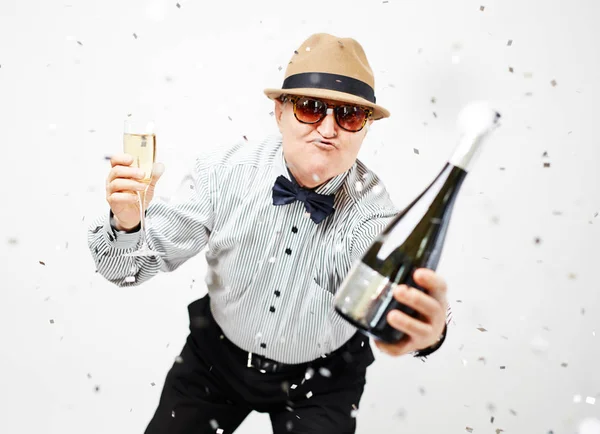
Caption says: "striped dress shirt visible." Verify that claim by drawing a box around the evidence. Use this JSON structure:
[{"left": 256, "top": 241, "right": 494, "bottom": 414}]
[{"left": 88, "top": 135, "right": 444, "bottom": 364}]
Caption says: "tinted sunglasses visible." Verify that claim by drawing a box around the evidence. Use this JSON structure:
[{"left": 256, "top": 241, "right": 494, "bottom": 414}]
[{"left": 284, "top": 95, "right": 373, "bottom": 132}]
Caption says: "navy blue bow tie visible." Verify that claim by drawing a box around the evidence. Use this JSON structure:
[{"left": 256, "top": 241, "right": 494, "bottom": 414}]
[{"left": 272, "top": 175, "right": 335, "bottom": 224}]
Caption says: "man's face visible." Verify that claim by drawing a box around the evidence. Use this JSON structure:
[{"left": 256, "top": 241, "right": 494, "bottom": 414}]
[{"left": 274, "top": 95, "right": 373, "bottom": 189}]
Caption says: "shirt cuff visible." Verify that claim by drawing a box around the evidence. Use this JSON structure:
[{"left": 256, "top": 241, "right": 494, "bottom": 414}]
[{"left": 104, "top": 210, "right": 142, "bottom": 249}]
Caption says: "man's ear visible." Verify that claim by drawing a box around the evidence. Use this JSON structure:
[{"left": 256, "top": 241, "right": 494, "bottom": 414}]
[{"left": 274, "top": 98, "right": 285, "bottom": 132}]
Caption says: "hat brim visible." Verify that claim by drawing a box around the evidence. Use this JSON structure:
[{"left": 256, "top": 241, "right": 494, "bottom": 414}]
[{"left": 264, "top": 87, "right": 390, "bottom": 120}]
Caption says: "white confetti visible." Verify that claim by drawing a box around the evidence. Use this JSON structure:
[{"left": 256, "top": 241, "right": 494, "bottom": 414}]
[
  {"left": 586, "top": 396, "right": 596, "bottom": 405},
  {"left": 312, "top": 173, "right": 320, "bottom": 182},
  {"left": 462, "top": 359, "right": 468, "bottom": 366},
  {"left": 574, "top": 395, "right": 582, "bottom": 403},
  {"left": 578, "top": 417, "right": 600, "bottom": 434},
  {"left": 354, "top": 181, "right": 363, "bottom": 192},
  {"left": 351, "top": 408, "right": 359, "bottom": 418},
  {"left": 318, "top": 367, "right": 331, "bottom": 377},
  {"left": 209, "top": 419, "right": 219, "bottom": 430},
  {"left": 372, "top": 184, "right": 383, "bottom": 194},
  {"left": 306, "top": 47, "right": 311, "bottom": 51},
  {"left": 291, "top": 384, "right": 297, "bottom": 389},
  {"left": 268, "top": 257, "right": 277, "bottom": 263},
  {"left": 306, "top": 391, "right": 313, "bottom": 399},
  {"left": 217, "top": 430, "right": 224, "bottom": 434},
  {"left": 305, "top": 368, "right": 315, "bottom": 380},
  {"left": 124, "top": 276, "right": 135, "bottom": 283},
  {"left": 171, "top": 411, "right": 175, "bottom": 417},
  {"left": 174, "top": 356, "right": 184, "bottom": 364}
]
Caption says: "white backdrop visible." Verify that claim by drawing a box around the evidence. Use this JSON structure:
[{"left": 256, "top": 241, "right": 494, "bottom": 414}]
[{"left": 1, "top": 0, "right": 599, "bottom": 433}]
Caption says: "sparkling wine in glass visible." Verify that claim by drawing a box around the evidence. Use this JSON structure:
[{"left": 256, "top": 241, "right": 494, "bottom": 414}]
[{"left": 122, "top": 115, "right": 164, "bottom": 257}]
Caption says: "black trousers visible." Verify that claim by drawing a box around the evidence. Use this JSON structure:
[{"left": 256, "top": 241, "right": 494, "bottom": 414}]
[{"left": 144, "top": 294, "right": 375, "bottom": 434}]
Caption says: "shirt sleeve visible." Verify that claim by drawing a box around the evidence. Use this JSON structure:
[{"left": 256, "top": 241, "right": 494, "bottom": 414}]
[{"left": 87, "top": 155, "right": 214, "bottom": 288}]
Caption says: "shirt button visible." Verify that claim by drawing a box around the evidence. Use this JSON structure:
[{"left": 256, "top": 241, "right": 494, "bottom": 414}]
[
  {"left": 274, "top": 290, "right": 281, "bottom": 297},
  {"left": 269, "top": 306, "right": 276, "bottom": 313},
  {"left": 292, "top": 226, "right": 298, "bottom": 233},
  {"left": 260, "top": 343, "right": 267, "bottom": 349},
  {"left": 285, "top": 248, "right": 292, "bottom": 255}
]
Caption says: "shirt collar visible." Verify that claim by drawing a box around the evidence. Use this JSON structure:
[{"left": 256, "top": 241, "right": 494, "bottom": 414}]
[{"left": 272, "top": 140, "right": 353, "bottom": 196}]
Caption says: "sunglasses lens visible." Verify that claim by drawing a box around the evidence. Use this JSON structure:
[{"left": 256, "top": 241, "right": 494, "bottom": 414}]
[
  {"left": 295, "top": 97, "right": 326, "bottom": 123},
  {"left": 336, "top": 106, "right": 368, "bottom": 132}
]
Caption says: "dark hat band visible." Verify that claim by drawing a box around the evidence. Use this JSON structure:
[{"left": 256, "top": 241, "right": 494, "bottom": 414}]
[{"left": 281, "top": 72, "right": 376, "bottom": 104}]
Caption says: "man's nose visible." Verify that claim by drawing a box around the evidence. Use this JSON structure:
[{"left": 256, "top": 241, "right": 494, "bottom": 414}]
[{"left": 318, "top": 108, "right": 337, "bottom": 136}]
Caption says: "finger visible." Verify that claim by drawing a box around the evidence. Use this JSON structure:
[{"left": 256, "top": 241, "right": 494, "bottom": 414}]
[
  {"left": 413, "top": 268, "right": 448, "bottom": 297},
  {"left": 110, "top": 153, "right": 134, "bottom": 168},
  {"left": 107, "top": 191, "right": 140, "bottom": 207},
  {"left": 148, "top": 162, "right": 165, "bottom": 188},
  {"left": 107, "top": 178, "right": 148, "bottom": 195},
  {"left": 373, "top": 336, "right": 413, "bottom": 357},
  {"left": 107, "top": 164, "right": 147, "bottom": 184},
  {"left": 393, "top": 284, "right": 440, "bottom": 320},
  {"left": 387, "top": 308, "right": 431, "bottom": 340}
]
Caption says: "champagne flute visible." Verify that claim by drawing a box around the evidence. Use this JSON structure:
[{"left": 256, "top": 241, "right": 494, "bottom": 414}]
[{"left": 122, "top": 114, "right": 164, "bottom": 257}]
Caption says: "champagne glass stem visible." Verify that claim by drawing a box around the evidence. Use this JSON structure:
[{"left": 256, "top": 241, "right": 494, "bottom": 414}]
[{"left": 138, "top": 187, "right": 148, "bottom": 249}]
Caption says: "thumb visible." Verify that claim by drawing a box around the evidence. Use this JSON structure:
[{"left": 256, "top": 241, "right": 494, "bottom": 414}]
[{"left": 149, "top": 162, "right": 165, "bottom": 187}]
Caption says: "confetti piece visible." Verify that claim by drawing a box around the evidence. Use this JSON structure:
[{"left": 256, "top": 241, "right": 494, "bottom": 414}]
[
  {"left": 175, "top": 356, "right": 184, "bottom": 364},
  {"left": 574, "top": 395, "right": 582, "bottom": 403},
  {"left": 354, "top": 181, "right": 363, "bottom": 192},
  {"left": 151, "top": 382, "right": 155, "bottom": 386},
  {"left": 542, "top": 151, "right": 549, "bottom": 157},
  {"left": 312, "top": 173, "right": 321, "bottom": 182},
  {"left": 477, "top": 327, "right": 487, "bottom": 332},
  {"left": 534, "top": 237, "right": 542, "bottom": 244},
  {"left": 431, "top": 97, "right": 436, "bottom": 103},
  {"left": 94, "top": 385, "right": 100, "bottom": 392},
  {"left": 500, "top": 366, "right": 506, "bottom": 369},
  {"left": 413, "top": 148, "right": 420, "bottom": 155},
  {"left": 217, "top": 430, "right": 223, "bottom": 434},
  {"left": 373, "top": 185, "right": 383, "bottom": 194},
  {"left": 524, "top": 72, "right": 533, "bottom": 78},
  {"left": 209, "top": 419, "right": 219, "bottom": 430},
  {"left": 551, "top": 79, "right": 557, "bottom": 87},
  {"left": 7, "top": 238, "right": 18, "bottom": 245},
  {"left": 124, "top": 276, "right": 136, "bottom": 283},
  {"left": 39, "top": 261, "right": 46, "bottom": 266},
  {"left": 561, "top": 362, "right": 568, "bottom": 367},
  {"left": 466, "top": 427, "right": 474, "bottom": 433},
  {"left": 525, "top": 92, "right": 533, "bottom": 97},
  {"left": 133, "top": 33, "right": 138, "bottom": 39},
  {"left": 480, "top": 5, "right": 485, "bottom": 11},
  {"left": 172, "top": 411, "right": 176, "bottom": 417},
  {"left": 509, "top": 67, "right": 514, "bottom": 73},
  {"left": 433, "top": 112, "right": 438, "bottom": 118},
  {"left": 176, "top": 3, "right": 181, "bottom": 8},
  {"left": 510, "top": 409, "right": 517, "bottom": 416},
  {"left": 49, "top": 319, "right": 54, "bottom": 324},
  {"left": 319, "top": 367, "right": 331, "bottom": 377},
  {"left": 586, "top": 397, "right": 596, "bottom": 405},
  {"left": 306, "top": 391, "right": 313, "bottom": 399},
  {"left": 294, "top": 50, "right": 299, "bottom": 55},
  {"left": 278, "top": 66, "right": 282, "bottom": 71},
  {"left": 291, "top": 384, "right": 297, "bottom": 389},
  {"left": 77, "top": 40, "right": 83, "bottom": 46},
  {"left": 87, "top": 373, "right": 92, "bottom": 379},
  {"left": 243, "top": 135, "right": 248, "bottom": 141},
  {"left": 507, "top": 39, "right": 513, "bottom": 46},
  {"left": 306, "top": 47, "right": 311, "bottom": 51}
]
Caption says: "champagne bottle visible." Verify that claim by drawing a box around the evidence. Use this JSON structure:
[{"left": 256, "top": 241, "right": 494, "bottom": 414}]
[{"left": 334, "top": 101, "right": 502, "bottom": 344}]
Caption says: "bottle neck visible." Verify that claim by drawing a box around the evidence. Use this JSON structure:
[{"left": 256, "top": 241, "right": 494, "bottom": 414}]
[{"left": 448, "top": 132, "right": 486, "bottom": 172}]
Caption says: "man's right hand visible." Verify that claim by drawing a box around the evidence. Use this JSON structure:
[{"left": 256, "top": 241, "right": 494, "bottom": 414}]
[{"left": 106, "top": 153, "right": 165, "bottom": 231}]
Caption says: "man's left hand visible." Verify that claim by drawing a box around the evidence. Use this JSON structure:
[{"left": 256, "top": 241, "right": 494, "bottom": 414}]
[{"left": 373, "top": 268, "right": 449, "bottom": 357}]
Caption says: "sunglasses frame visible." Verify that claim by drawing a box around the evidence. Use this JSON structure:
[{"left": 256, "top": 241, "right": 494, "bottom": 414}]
[{"left": 283, "top": 95, "right": 373, "bottom": 133}]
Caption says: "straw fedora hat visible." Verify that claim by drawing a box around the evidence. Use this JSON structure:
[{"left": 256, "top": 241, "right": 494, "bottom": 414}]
[{"left": 264, "top": 33, "right": 390, "bottom": 120}]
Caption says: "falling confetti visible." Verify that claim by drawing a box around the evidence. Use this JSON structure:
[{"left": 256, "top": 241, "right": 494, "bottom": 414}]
[
  {"left": 133, "top": 33, "right": 138, "bottom": 39},
  {"left": 413, "top": 148, "right": 420, "bottom": 155},
  {"left": 77, "top": 40, "right": 83, "bottom": 46},
  {"left": 480, "top": 5, "right": 485, "bottom": 11},
  {"left": 477, "top": 327, "right": 487, "bottom": 332},
  {"left": 124, "top": 276, "right": 136, "bottom": 283},
  {"left": 433, "top": 112, "right": 438, "bottom": 118},
  {"left": 543, "top": 162, "right": 551, "bottom": 168},
  {"left": 243, "top": 135, "right": 248, "bottom": 141},
  {"left": 500, "top": 366, "right": 506, "bottom": 370},
  {"left": 94, "top": 385, "right": 100, "bottom": 393},
  {"left": 318, "top": 367, "right": 331, "bottom": 377},
  {"left": 509, "top": 67, "right": 514, "bottom": 73},
  {"left": 39, "top": 261, "right": 46, "bottom": 266},
  {"left": 49, "top": 319, "right": 54, "bottom": 324},
  {"left": 209, "top": 419, "right": 219, "bottom": 430},
  {"left": 507, "top": 40, "right": 513, "bottom": 46},
  {"left": 534, "top": 237, "right": 542, "bottom": 244},
  {"left": 431, "top": 97, "right": 436, "bottom": 103},
  {"left": 175, "top": 356, "right": 184, "bottom": 364},
  {"left": 151, "top": 382, "right": 155, "bottom": 386},
  {"left": 561, "top": 362, "right": 568, "bottom": 367},
  {"left": 172, "top": 410, "right": 175, "bottom": 417},
  {"left": 176, "top": 3, "right": 181, "bottom": 7},
  {"left": 524, "top": 72, "right": 533, "bottom": 78},
  {"left": 466, "top": 427, "right": 473, "bottom": 433},
  {"left": 291, "top": 384, "right": 297, "bottom": 389},
  {"left": 305, "top": 368, "right": 315, "bottom": 380},
  {"left": 354, "top": 181, "right": 363, "bottom": 192},
  {"left": 509, "top": 409, "right": 518, "bottom": 416},
  {"left": 306, "top": 391, "right": 313, "bottom": 399},
  {"left": 551, "top": 79, "right": 557, "bottom": 87},
  {"left": 586, "top": 397, "right": 596, "bottom": 405}
]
